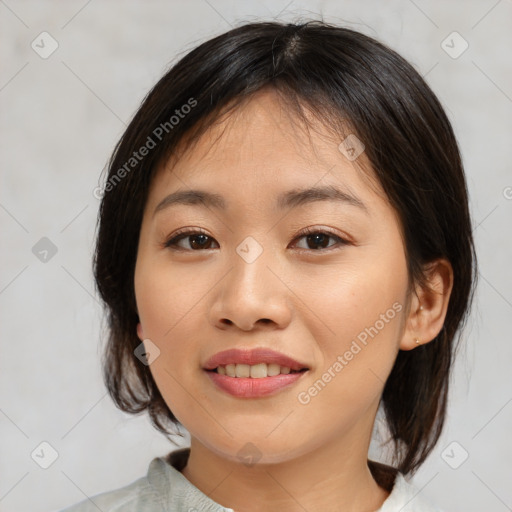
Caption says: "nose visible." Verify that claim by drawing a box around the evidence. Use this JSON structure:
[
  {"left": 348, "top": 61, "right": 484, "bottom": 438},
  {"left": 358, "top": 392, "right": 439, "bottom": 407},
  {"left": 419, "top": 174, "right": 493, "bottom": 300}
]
[{"left": 208, "top": 248, "right": 293, "bottom": 332}]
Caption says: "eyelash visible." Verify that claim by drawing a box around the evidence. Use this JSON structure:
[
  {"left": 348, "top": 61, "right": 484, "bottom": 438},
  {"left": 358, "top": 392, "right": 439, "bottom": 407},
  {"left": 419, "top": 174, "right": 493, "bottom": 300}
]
[{"left": 163, "top": 226, "right": 350, "bottom": 253}]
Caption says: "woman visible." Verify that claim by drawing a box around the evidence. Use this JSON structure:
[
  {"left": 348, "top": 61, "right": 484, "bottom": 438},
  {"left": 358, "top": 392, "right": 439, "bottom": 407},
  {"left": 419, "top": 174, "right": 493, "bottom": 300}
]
[{"left": 62, "top": 20, "right": 477, "bottom": 512}]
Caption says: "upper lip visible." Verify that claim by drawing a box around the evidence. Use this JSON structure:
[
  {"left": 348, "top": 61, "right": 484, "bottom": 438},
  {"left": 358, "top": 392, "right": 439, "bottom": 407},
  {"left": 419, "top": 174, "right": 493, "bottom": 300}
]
[{"left": 203, "top": 348, "right": 309, "bottom": 372}]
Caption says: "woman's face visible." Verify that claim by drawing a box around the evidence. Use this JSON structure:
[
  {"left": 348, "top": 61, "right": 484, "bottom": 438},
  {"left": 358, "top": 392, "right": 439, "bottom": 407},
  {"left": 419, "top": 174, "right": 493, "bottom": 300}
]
[{"left": 134, "top": 89, "right": 414, "bottom": 464}]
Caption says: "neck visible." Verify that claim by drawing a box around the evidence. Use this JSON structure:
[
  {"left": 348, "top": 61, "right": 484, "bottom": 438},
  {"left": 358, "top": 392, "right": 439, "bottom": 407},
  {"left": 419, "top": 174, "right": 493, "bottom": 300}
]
[{"left": 181, "top": 431, "right": 391, "bottom": 512}]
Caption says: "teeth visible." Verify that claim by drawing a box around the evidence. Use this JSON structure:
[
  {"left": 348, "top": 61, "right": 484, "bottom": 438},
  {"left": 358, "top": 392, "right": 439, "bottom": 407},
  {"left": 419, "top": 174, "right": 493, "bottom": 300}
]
[
  {"left": 235, "top": 364, "right": 250, "bottom": 378},
  {"left": 267, "top": 363, "right": 281, "bottom": 376},
  {"left": 250, "top": 363, "right": 267, "bottom": 378},
  {"left": 215, "top": 363, "right": 299, "bottom": 378}
]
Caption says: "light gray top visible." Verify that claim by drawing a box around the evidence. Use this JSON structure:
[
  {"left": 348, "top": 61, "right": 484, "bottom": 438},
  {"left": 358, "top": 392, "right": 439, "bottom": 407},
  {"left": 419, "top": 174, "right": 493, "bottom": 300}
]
[{"left": 58, "top": 448, "right": 442, "bottom": 511}]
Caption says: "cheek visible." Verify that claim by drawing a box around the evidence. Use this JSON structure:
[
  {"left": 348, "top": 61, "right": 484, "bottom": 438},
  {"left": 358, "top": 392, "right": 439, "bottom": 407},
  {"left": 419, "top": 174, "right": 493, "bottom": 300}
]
[
  {"left": 310, "top": 255, "right": 406, "bottom": 344},
  {"left": 306, "top": 250, "right": 408, "bottom": 393},
  {"left": 294, "top": 288, "right": 404, "bottom": 433},
  {"left": 134, "top": 256, "right": 209, "bottom": 391},
  {"left": 134, "top": 264, "right": 201, "bottom": 422},
  {"left": 135, "top": 258, "right": 203, "bottom": 340}
]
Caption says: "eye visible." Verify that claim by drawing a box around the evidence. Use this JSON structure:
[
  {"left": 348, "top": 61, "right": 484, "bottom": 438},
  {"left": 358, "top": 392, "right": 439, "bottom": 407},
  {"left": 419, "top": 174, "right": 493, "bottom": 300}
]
[
  {"left": 291, "top": 227, "right": 349, "bottom": 251},
  {"left": 163, "top": 227, "right": 349, "bottom": 252},
  {"left": 164, "top": 229, "right": 219, "bottom": 251}
]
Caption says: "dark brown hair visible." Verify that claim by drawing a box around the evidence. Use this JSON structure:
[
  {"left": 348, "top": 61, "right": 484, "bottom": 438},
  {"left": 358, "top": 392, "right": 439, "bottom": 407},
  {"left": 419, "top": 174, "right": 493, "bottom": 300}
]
[{"left": 93, "top": 20, "right": 477, "bottom": 476}]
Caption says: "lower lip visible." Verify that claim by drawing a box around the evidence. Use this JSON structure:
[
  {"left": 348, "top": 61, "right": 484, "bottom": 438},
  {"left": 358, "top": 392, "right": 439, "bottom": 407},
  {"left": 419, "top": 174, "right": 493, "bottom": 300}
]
[{"left": 205, "top": 370, "right": 307, "bottom": 398}]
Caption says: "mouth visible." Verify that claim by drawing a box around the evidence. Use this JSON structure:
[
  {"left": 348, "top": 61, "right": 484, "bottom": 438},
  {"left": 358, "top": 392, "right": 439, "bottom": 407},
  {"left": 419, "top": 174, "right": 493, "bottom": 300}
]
[
  {"left": 203, "top": 347, "right": 309, "bottom": 372},
  {"left": 205, "top": 368, "right": 308, "bottom": 398},
  {"left": 203, "top": 348, "right": 310, "bottom": 398},
  {"left": 206, "top": 363, "right": 307, "bottom": 378}
]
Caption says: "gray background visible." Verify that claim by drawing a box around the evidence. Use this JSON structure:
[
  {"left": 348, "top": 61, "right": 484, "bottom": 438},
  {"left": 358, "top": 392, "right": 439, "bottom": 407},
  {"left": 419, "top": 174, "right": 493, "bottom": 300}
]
[{"left": 1, "top": 1, "right": 511, "bottom": 511}]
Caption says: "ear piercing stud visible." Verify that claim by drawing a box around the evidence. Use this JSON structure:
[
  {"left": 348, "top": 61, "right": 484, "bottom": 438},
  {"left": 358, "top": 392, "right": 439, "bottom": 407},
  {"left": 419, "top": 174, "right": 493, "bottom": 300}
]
[{"left": 414, "top": 305, "right": 423, "bottom": 345}]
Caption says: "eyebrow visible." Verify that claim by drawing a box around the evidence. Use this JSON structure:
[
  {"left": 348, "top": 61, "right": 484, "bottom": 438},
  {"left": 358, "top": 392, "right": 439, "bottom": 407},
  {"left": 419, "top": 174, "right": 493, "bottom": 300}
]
[{"left": 153, "top": 185, "right": 369, "bottom": 217}]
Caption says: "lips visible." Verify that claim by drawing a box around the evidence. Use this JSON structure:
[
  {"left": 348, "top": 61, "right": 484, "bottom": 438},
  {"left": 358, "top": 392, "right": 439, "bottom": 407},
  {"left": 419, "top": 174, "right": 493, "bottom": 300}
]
[
  {"left": 203, "top": 348, "right": 309, "bottom": 372},
  {"left": 203, "top": 348, "right": 310, "bottom": 398}
]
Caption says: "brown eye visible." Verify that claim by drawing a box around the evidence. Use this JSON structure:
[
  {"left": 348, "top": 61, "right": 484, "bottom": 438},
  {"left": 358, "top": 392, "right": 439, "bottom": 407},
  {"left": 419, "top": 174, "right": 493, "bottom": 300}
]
[
  {"left": 292, "top": 229, "right": 349, "bottom": 251},
  {"left": 303, "top": 233, "right": 334, "bottom": 250},
  {"left": 164, "top": 228, "right": 348, "bottom": 252},
  {"left": 164, "top": 231, "right": 219, "bottom": 250}
]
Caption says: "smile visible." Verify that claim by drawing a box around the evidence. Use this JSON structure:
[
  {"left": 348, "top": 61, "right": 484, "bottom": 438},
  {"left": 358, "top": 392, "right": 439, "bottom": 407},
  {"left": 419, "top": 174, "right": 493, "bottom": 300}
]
[
  {"left": 212, "top": 363, "right": 303, "bottom": 378},
  {"left": 205, "top": 369, "right": 308, "bottom": 398},
  {"left": 203, "top": 347, "right": 310, "bottom": 398}
]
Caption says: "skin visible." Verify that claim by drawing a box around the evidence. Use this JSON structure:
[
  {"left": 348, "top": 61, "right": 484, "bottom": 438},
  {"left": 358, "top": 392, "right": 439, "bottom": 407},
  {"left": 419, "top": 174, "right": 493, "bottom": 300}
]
[{"left": 134, "top": 89, "right": 453, "bottom": 512}]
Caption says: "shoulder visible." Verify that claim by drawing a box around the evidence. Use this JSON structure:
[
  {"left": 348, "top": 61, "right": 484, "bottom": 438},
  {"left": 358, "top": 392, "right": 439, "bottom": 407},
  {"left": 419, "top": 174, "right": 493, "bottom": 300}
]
[
  {"left": 379, "top": 472, "right": 444, "bottom": 512},
  {"left": 56, "top": 448, "right": 229, "bottom": 512},
  {"left": 57, "top": 468, "right": 160, "bottom": 512},
  {"left": 369, "top": 460, "right": 443, "bottom": 512}
]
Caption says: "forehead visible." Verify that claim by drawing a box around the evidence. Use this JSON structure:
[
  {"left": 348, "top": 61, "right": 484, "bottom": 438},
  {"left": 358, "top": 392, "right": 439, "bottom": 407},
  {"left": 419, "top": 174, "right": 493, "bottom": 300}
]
[{"left": 147, "top": 89, "right": 387, "bottom": 213}]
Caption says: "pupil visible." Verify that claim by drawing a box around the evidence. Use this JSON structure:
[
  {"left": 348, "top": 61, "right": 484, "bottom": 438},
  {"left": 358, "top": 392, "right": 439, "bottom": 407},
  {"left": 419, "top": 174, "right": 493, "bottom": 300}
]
[
  {"left": 191, "top": 234, "right": 209, "bottom": 249},
  {"left": 189, "top": 234, "right": 330, "bottom": 250},
  {"left": 308, "top": 233, "right": 328, "bottom": 249}
]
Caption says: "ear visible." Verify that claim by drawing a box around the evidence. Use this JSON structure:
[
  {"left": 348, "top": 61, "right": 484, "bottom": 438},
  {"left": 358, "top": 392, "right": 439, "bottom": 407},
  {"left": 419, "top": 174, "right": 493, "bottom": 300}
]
[
  {"left": 136, "top": 322, "right": 145, "bottom": 342},
  {"left": 399, "top": 258, "right": 454, "bottom": 351}
]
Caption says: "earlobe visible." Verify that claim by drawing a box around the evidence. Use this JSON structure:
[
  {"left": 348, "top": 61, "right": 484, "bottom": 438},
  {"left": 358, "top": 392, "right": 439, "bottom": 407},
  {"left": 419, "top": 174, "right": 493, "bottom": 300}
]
[
  {"left": 136, "top": 322, "right": 145, "bottom": 341},
  {"left": 399, "top": 258, "right": 454, "bottom": 351}
]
